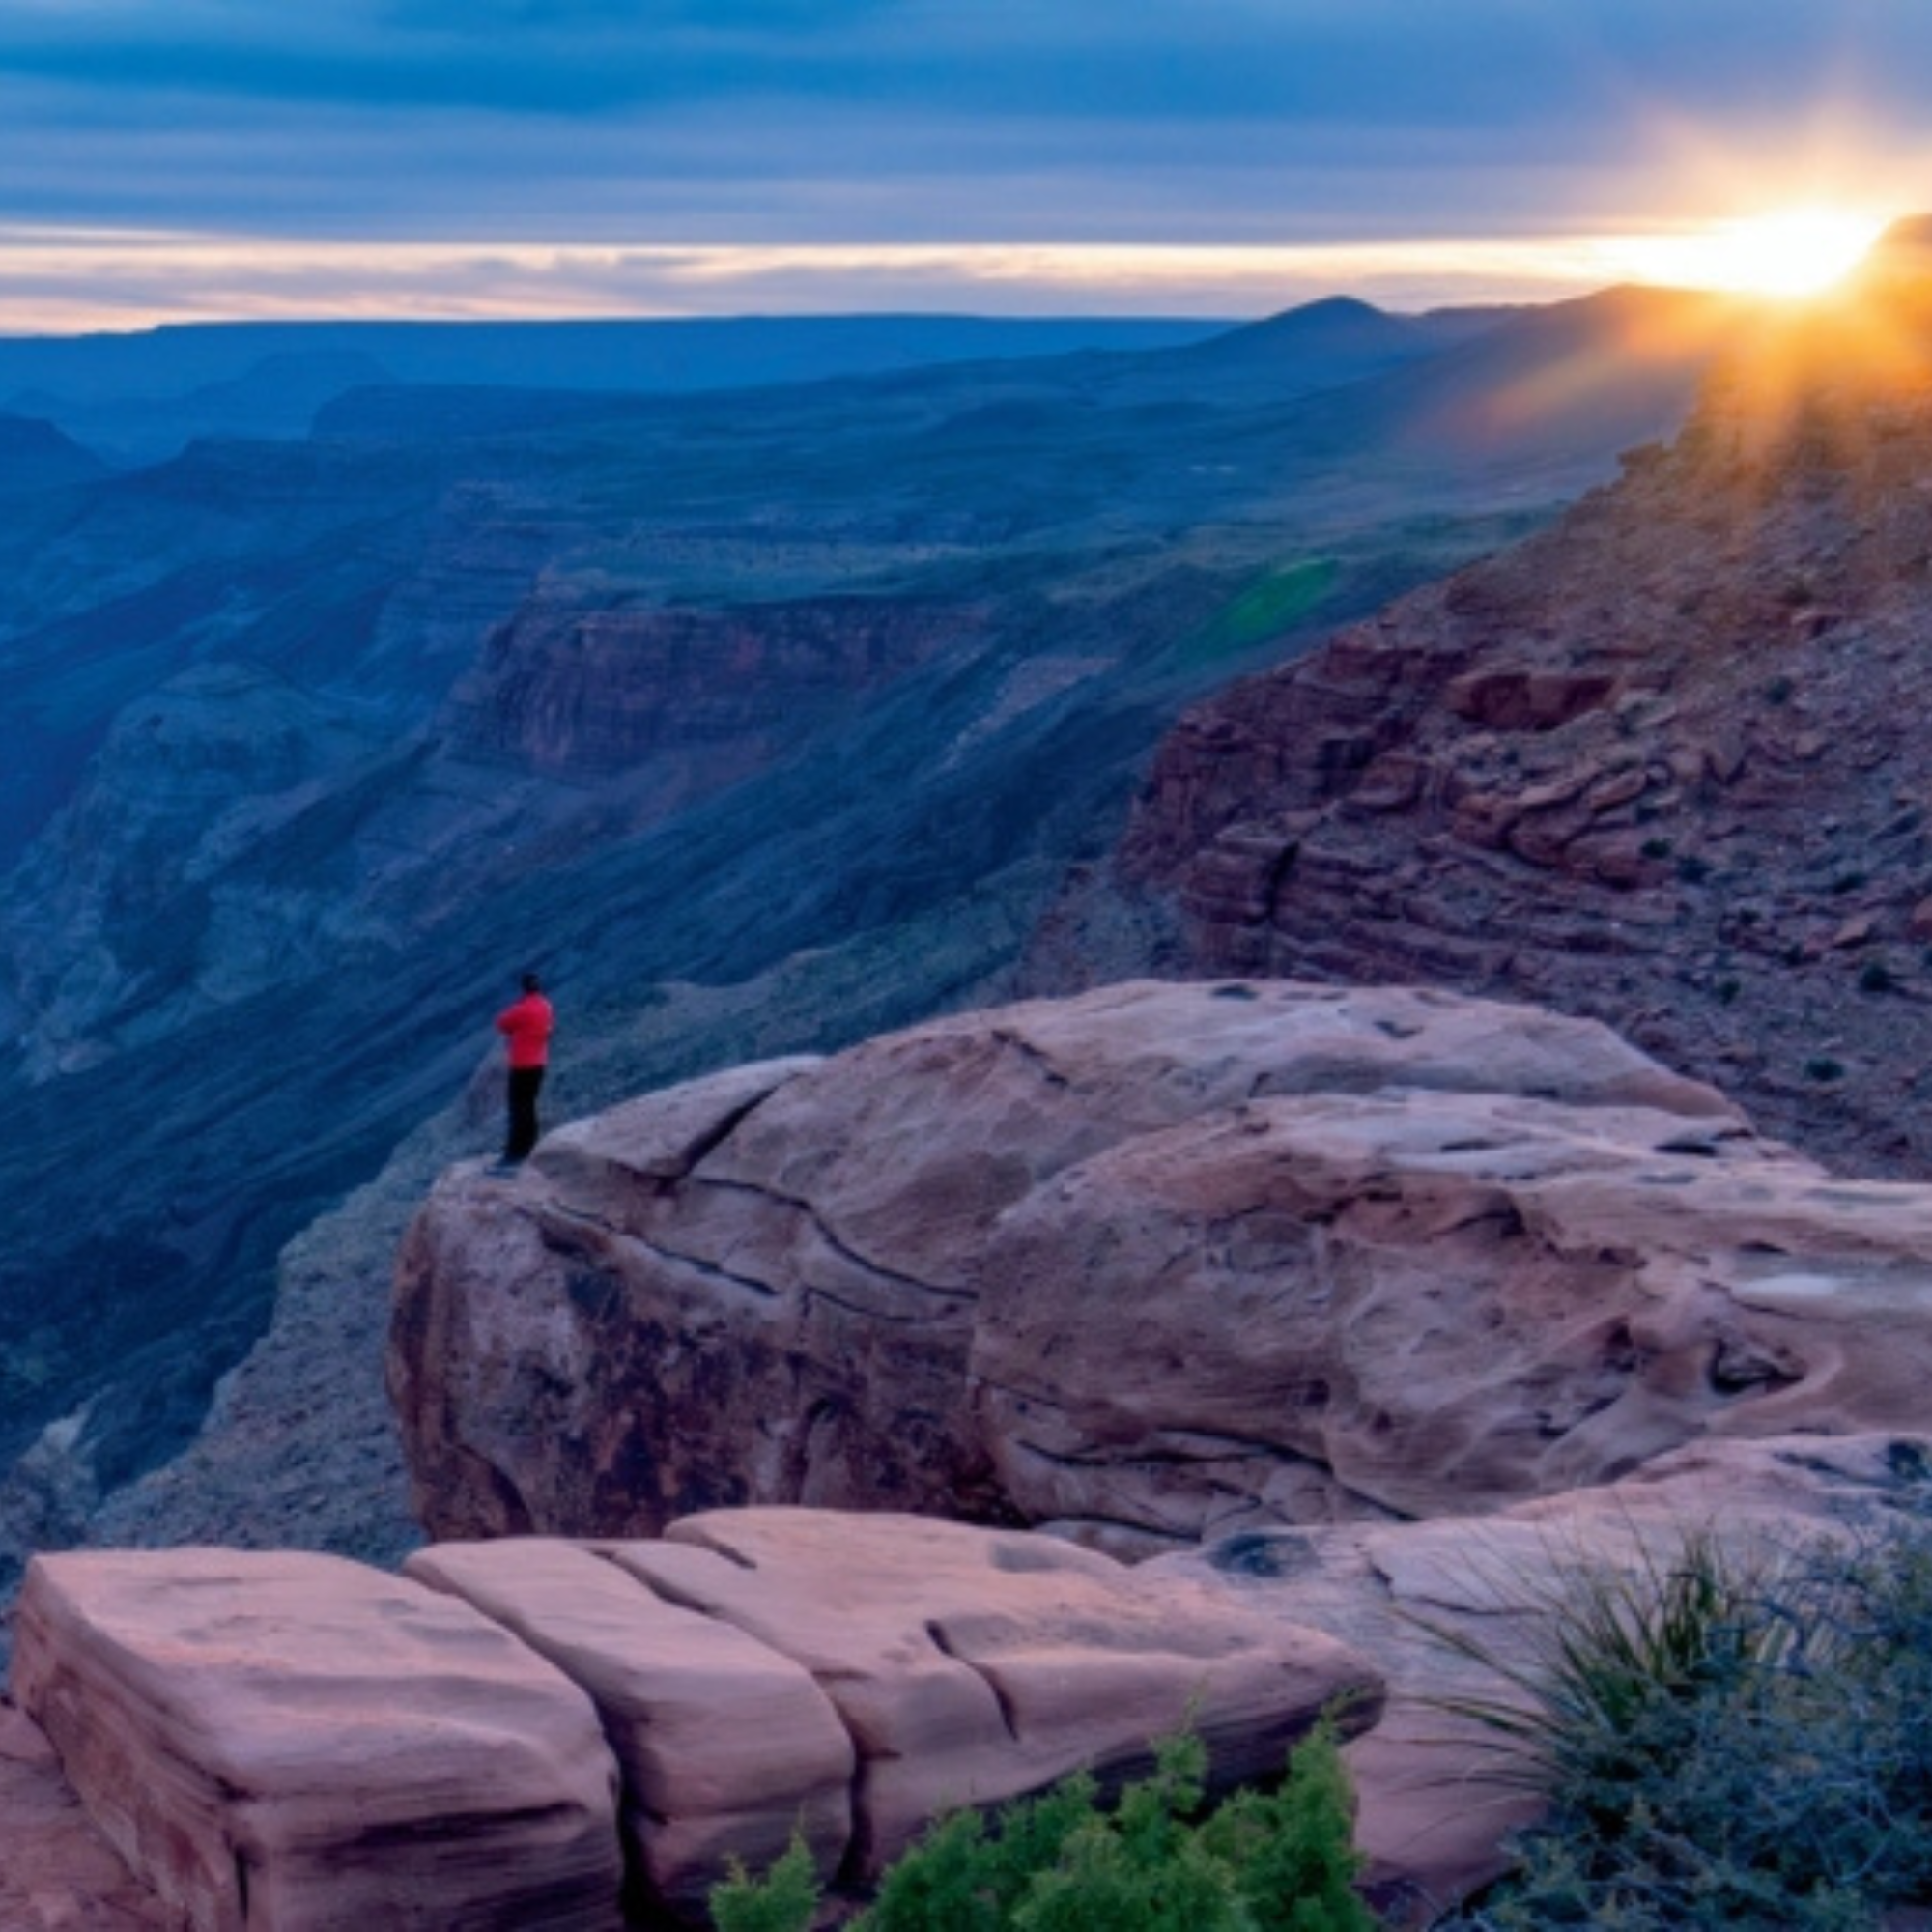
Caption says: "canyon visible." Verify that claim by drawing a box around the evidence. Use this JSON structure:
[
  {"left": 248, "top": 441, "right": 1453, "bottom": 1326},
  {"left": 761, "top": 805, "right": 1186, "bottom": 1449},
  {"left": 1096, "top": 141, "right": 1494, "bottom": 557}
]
[
  {"left": 7, "top": 253, "right": 1932, "bottom": 1922},
  {"left": 0, "top": 284, "right": 1731, "bottom": 1596}
]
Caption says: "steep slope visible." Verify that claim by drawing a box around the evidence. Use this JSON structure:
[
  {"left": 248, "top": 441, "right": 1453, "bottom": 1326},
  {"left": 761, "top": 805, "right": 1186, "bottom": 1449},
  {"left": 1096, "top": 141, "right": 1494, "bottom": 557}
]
[{"left": 1073, "top": 252, "right": 1932, "bottom": 1177}]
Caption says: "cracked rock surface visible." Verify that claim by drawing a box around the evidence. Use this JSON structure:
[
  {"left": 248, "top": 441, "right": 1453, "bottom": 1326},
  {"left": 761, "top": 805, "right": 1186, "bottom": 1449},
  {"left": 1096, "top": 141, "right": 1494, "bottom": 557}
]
[{"left": 389, "top": 979, "right": 1932, "bottom": 1555}]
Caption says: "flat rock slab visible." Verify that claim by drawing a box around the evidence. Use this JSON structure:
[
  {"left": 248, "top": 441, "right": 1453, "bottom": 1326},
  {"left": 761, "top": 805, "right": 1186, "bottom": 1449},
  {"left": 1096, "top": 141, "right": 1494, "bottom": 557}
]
[
  {"left": 11, "top": 1548, "right": 624, "bottom": 1932},
  {"left": 405, "top": 1538, "right": 853, "bottom": 1916},
  {"left": 605, "top": 1506, "right": 1384, "bottom": 1873}
]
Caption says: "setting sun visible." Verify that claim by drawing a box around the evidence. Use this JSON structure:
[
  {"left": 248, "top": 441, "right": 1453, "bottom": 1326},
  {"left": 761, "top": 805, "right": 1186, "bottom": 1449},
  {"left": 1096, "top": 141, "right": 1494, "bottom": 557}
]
[{"left": 1612, "top": 206, "right": 1891, "bottom": 299}]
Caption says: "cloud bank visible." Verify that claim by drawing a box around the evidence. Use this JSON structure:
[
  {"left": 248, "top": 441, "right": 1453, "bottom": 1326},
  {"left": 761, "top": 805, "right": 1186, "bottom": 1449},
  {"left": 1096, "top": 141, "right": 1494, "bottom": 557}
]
[{"left": 3, "top": 1, "right": 1929, "bottom": 327}]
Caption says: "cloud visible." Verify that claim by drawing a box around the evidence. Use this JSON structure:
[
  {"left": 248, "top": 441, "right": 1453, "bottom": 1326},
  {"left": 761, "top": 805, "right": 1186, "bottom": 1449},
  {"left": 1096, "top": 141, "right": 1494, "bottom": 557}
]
[
  {"left": 3, "top": 0, "right": 1932, "bottom": 327},
  {"left": 0, "top": 227, "right": 1706, "bottom": 335}
]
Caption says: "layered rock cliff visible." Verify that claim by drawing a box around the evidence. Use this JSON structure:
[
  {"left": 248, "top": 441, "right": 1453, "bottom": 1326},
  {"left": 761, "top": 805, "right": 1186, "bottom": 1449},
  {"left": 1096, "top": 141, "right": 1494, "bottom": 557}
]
[{"left": 1067, "top": 263, "right": 1932, "bottom": 1178}]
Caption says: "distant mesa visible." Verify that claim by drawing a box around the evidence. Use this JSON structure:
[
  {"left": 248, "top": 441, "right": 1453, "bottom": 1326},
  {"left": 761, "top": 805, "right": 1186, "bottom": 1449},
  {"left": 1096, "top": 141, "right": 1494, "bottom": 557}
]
[{"left": 0, "top": 412, "right": 108, "bottom": 494}]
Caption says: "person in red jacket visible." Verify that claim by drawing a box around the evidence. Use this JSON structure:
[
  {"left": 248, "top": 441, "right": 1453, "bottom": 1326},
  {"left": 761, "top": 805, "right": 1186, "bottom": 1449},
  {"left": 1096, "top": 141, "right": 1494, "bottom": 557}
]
[{"left": 491, "top": 970, "right": 554, "bottom": 1172}]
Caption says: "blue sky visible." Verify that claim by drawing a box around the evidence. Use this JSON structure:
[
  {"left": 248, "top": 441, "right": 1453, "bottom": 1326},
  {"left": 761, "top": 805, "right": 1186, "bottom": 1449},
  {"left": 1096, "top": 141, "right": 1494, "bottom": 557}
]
[{"left": 3, "top": 1, "right": 1929, "bottom": 330}]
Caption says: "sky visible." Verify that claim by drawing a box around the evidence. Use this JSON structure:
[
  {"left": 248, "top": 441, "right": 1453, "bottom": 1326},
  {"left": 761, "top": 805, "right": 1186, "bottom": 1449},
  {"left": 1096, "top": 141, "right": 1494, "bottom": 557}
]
[{"left": 3, "top": 0, "right": 1932, "bottom": 333}]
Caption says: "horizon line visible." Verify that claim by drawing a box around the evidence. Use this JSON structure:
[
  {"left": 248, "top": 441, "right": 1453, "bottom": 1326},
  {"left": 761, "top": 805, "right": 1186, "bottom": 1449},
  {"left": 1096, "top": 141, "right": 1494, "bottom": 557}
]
[{"left": 0, "top": 230, "right": 1735, "bottom": 338}]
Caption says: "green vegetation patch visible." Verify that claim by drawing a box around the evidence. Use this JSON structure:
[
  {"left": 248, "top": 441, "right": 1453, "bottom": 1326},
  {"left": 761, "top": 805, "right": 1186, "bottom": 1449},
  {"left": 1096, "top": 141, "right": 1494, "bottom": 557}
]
[
  {"left": 1427, "top": 1514, "right": 1932, "bottom": 1930},
  {"left": 711, "top": 1719, "right": 1375, "bottom": 1932},
  {"left": 1175, "top": 559, "right": 1342, "bottom": 669}
]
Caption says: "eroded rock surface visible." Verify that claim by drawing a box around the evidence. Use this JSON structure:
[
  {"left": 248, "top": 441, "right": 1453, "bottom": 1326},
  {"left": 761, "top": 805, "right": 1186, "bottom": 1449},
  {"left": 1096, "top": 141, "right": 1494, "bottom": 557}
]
[
  {"left": 0, "top": 1697, "right": 165, "bottom": 1930},
  {"left": 12, "top": 1548, "right": 625, "bottom": 1930},
  {"left": 973, "top": 1084, "right": 1932, "bottom": 1539},
  {"left": 13, "top": 1513, "right": 1378, "bottom": 1928},
  {"left": 391, "top": 980, "right": 1932, "bottom": 1555},
  {"left": 610, "top": 1506, "right": 1379, "bottom": 1874},
  {"left": 405, "top": 1536, "right": 855, "bottom": 1917}
]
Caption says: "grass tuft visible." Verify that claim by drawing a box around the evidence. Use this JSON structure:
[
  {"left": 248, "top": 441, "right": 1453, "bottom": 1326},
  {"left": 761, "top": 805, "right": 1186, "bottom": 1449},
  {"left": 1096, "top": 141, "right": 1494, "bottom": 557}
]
[{"left": 1421, "top": 1515, "right": 1932, "bottom": 1930}]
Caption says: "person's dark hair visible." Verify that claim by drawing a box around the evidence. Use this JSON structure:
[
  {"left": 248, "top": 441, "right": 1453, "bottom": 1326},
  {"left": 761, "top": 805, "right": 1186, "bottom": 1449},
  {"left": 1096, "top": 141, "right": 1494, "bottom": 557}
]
[{"left": 521, "top": 971, "right": 543, "bottom": 994}]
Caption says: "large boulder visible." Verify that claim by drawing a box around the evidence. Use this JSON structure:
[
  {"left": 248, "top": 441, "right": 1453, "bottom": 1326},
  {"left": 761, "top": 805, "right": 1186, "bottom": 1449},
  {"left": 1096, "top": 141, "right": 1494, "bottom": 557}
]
[
  {"left": 971, "top": 1083, "right": 1932, "bottom": 1536},
  {"left": 390, "top": 980, "right": 1932, "bottom": 1554},
  {"left": 10, "top": 1548, "right": 624, "bottom": 1931}
]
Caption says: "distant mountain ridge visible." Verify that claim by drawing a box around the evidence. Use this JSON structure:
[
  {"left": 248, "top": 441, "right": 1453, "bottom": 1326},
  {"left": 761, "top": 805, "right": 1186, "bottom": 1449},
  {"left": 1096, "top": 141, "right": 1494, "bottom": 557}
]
[
  {"left": 0, "top": 297, "right": 1619, "bottom": 465},
  {"left": 1, "top": 314, "right": 1236, "bottom": 462}
]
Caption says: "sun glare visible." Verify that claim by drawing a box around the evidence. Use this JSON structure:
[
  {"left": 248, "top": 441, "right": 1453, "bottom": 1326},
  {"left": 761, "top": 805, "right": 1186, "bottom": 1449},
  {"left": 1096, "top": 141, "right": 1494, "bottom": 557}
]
[{"left": 1619, "top": 206, "right": 1890, "bottom": 299}]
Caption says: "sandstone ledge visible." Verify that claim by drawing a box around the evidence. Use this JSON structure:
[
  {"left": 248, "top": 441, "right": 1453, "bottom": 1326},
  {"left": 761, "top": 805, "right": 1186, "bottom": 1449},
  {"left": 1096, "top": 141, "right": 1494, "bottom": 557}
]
[
  {"left": 13, "top": 1448, "right": 1929, "bottom": 1927},
  {"left": 13, "top": 1511, "right": 1380, "bottom": 1928},
  {"left": 391, "top": 980, "right": 1932, "bottom": 1555},
  {"left": 12, "top": 1548, "right": 624, "bottom": 1931}
]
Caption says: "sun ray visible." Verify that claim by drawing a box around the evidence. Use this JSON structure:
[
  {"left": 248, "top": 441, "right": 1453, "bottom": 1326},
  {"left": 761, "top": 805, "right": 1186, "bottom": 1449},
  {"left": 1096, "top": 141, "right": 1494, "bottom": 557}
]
[{"left": 1605, "top": 206, "right": 1891, "bottom": 300}]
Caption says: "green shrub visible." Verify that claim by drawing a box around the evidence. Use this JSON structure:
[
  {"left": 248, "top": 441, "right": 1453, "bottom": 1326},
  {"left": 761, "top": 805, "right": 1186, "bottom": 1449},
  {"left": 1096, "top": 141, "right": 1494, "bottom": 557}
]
[
  {"left": 710, "top": 1831, "right": 822, "bottom": 1932},
  {"left": 1428, "top": 1516, "right": 1932, "bottom": 1930},
  {"left": 708, "top": 1722, "right": 1376, "bottom": 1932}
]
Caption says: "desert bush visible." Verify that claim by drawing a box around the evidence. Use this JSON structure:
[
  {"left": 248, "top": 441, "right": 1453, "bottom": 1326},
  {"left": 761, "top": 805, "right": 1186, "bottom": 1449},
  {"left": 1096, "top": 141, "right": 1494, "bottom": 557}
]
[
  {"left": 707, "top": 1720, "right": 1375, "bottom": 1932},
  {"left": 710, "top": 1831, "right": 823, "bottom": 1932},
  {"left": 1429, "top": 1514, "right": 1932, "bottom": 1930}
]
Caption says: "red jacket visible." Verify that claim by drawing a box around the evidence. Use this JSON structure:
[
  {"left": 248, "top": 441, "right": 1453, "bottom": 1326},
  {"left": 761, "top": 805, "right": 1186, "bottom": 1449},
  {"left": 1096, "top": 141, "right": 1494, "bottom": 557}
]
[{"left": 496, "top": 992, "right": 554, "bottom": 1069}]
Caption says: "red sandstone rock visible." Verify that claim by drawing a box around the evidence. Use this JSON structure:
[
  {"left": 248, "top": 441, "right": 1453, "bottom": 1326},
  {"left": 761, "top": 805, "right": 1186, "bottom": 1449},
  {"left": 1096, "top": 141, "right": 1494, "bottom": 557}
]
[
  {"left": 389, "top": 980, "right": 1746, "bottom": 1549},
  {"left": 0, "top": 1697, "right": 164, "bottom": 1929},
  {"left": 970, "top": 1082, "right": 1932, "bottom": 1541},
  {"left": 7, "top": 1514, "right": 1380, "bottom": 1925},
  {"left": 605, "top": 1507, "right": 1382, "bottom": 1873},
  {"left": 11, "top": 1548, "right": 624, "bottom": 1931},
  {"left": 404, "top": 1537, "right": 854, "bottom": 1918}
]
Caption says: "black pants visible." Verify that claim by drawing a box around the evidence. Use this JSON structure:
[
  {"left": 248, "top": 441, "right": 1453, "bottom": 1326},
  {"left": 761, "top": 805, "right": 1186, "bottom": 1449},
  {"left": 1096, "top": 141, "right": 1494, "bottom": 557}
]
[{"left": 505, "top": 1065, "right": 546, "bottom": 1161}]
